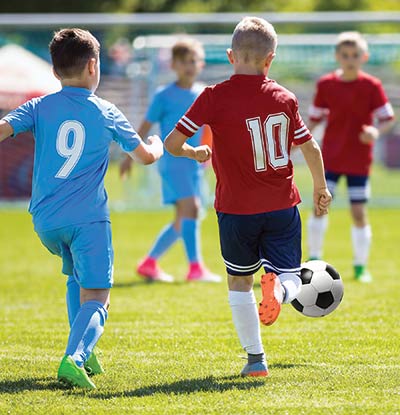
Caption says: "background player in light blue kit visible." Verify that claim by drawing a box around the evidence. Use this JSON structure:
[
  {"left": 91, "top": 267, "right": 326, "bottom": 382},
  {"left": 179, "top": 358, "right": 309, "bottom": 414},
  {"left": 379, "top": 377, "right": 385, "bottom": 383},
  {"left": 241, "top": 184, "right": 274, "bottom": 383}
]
[
  {"left": 0, "top": 28, "right": 163, "bottom": 389},
  {"left": 120, "top": 38, "right": 221, "bottom": 282}
]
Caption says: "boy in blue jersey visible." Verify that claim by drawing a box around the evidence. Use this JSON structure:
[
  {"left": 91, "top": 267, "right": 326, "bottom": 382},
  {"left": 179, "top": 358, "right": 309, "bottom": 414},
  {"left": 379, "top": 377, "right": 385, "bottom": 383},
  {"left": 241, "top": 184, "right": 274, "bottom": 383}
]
[
  {"left": 0, "top": 28, "right": 163, "bottom": 389},
  {"left": 120, "top": 39, "right": 221, "bottom": 282}
]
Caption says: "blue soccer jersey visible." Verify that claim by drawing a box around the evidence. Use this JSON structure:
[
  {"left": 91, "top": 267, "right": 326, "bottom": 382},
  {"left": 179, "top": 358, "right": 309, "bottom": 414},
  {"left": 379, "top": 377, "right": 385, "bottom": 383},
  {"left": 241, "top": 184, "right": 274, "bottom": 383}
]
[
  {"left": 146, "top": 82, "right": 204, "bottom": 173},
  {"left": 3, "top": 86, "right": 141, "bottom": 232}
]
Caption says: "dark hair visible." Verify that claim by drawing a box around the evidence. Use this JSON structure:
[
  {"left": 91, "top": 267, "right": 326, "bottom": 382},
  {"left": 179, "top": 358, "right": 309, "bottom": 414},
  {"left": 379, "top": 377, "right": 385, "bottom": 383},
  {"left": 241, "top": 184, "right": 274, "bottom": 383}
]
[
  {"left": 171, "top": 38, "right": 204, "bottom": 61},
  {"left": 49, "top": 28, "right": 100, "bottom": 78}
]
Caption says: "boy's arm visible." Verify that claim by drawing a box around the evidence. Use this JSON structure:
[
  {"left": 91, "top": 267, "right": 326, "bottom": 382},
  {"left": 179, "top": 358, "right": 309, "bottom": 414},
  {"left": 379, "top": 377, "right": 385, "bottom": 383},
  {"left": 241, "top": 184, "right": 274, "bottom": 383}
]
[
  {"left": 120, "top": 120, "right": 153, "bottom": 178},
  {"left": 164, "top": 128, "right": 211, "bottom": 163},
  {"left": 299, "top": 138, "right": 332, "bottom": 216},
  {"left": 0, "top": 120, "right": 14, "bottom": 143},
  {"left": 127, "top": 134, "right": 163, "bottom": 165},
  {"left": 359, "top": 118, "right": 396, "bottom": 144},
  {"left": 307, "top": 120, "right": 320, "bottom": 133}
]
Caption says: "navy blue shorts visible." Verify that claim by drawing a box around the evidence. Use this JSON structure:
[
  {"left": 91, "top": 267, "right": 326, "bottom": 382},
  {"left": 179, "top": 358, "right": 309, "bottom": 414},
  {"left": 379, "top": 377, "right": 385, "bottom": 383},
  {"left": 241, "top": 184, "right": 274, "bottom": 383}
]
[
  {"left": 326, "top": 171, "right": 370, "bottom": 203},
  {"left": 217, "top": 206, "right": 302, "bottom": 276}
]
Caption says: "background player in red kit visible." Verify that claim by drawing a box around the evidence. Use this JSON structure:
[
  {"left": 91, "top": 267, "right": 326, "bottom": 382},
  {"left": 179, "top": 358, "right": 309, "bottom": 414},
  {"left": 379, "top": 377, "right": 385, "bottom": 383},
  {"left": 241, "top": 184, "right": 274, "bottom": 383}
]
[
  {"left": 165, "top": 16, "right": 331, "bottom": 377},
  {"left": 307, "top": 31, "right": 395, "bottom": 283}
]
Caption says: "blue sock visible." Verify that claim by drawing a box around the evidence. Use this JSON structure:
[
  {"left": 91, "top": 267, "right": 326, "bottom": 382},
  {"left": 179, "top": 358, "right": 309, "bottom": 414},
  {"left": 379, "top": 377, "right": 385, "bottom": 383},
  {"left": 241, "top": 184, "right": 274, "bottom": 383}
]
[
  {"left": 65, "top": 300, "right": 108, "bottom": 367},
  {"left": 181, "top": 218, "right": 201, "bottom": 263},
  {"left": 148, "top": 223, "right": 180, "bottom": 259},
  {"left": 66, "top": 275, "right": 80, "bottom": 327}
]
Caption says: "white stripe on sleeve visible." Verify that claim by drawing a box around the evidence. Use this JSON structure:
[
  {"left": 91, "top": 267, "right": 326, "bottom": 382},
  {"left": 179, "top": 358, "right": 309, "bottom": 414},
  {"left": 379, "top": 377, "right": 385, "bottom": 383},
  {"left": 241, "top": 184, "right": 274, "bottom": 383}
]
[
  {"left": 178, "top": 119, "right": 197, "bottom": 134},
  {"left": 182, "top": 115, "right": 200, "bottom": 130}
]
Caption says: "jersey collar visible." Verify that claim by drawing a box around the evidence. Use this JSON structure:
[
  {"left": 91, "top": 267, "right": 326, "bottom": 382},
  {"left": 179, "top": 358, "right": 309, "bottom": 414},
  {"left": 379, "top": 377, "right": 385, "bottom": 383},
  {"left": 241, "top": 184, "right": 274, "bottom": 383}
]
[
  {"left": 61, "top": 86, "right": 93, "bottom": 96},
  {"left": 230, "top": 74, "right": 268, "bottom": 82}
]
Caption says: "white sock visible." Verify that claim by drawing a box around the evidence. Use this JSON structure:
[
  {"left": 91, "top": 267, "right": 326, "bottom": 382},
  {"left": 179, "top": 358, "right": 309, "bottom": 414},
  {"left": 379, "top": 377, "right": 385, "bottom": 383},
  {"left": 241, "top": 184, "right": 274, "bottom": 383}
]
[
  {"left": 279, "top": 273, "right": 302, "bottom": 303},
  {"left": 351, "top": 225, "right": 372, "bottom": 265},
  {"left": 307, "top": 214, "right": 328, "bottom": 258},
  {"left": 228, "top": 290, "right": 264, "bottom": 355}
]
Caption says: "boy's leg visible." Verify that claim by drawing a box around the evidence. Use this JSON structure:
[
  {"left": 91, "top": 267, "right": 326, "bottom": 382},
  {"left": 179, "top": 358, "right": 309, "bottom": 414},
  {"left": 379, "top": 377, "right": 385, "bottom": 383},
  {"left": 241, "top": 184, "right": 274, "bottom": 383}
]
[
  {"left": 58, "top": 222, "right": 113, "bottom": 389},
  {"left": 350, "top": 204, "right": 372, "bottom": 282},
  {"left": 348, "top": 175, "right": 372, "bottom": 282},
  {"left": 137, "top": 224, "right": 179, "bottom": 282},
  {"left": 66, "top": 275, "right": 80, "bottom": 327},
  {"left": 179, "top": 196, "right": 221, "bottom": 282},
  {"left": 228, "top": 275, "right": 268, "bottom": 377},
  {"left": 260, "top": 207, "right": 303, "bottom": 322},
  {"left": 307, "top": 214, "right": 328, "bottom": 260},
  {"left": 218, "top": 212, "right": 273, "bottom": 376},
  {"left": 65, "top": 288, "right": 109, "bottom": 368},
  {"left": 307, "top": 171, "right": 338, "bottom": 260},
  {"left": 137, "top": 172, "right": 180, "bottom": 282}
]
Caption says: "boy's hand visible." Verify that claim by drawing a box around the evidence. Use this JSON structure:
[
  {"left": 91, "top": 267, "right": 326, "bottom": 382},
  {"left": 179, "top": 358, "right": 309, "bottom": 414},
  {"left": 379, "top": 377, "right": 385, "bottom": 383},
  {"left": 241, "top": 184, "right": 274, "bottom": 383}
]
[
  {"left": 359, "top": 125, "right": 379, "bottom": 144},
  {"left": 193, "top": 145, "right": 212, "bottom": 163},
  {"left": 120, "top": 155, "right": 133, "bottom": 180},
  {"left": 314, "top": 187, "right": 332, "bottom": 216},
  {"left": 147, "top": 135, "right": 164, "bottom": 159}
]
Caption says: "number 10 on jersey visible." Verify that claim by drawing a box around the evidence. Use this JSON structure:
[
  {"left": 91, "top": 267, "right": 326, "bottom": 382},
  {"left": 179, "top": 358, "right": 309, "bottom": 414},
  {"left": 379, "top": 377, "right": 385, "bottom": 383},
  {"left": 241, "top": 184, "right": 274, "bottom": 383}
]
[{"left": 246, "top": 113, "right": 290, "bottom": 172}]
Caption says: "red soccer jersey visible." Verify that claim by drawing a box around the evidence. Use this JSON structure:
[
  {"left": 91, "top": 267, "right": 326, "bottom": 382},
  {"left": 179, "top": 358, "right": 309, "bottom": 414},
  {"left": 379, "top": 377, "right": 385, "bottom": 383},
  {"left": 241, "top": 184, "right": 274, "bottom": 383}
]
[
  {"left": 309, "top": 71, "right": 394, "bottom": 176},
  {"left": 176, "top": 74, "right": 312, "bottom": 215}
]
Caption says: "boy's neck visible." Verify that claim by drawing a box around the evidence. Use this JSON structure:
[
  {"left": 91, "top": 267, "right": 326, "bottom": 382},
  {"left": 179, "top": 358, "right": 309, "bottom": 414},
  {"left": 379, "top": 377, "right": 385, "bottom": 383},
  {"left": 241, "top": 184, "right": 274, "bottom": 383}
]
[
  {"left": 61, "top": 79, "right": 93, "bottom": 91},
  {"left": 233, "top": 63, "right": 267, "bottom": 76},
  {"left": 337, "top": 68, "right": 360, "bottom": 81},
  {"left": 176, "top": 78, "right": 195, "bottom": 89}
]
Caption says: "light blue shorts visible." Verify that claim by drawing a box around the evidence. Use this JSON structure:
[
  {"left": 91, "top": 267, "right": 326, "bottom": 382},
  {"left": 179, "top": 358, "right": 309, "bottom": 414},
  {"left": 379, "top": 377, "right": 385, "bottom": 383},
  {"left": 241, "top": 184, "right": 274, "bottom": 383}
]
[
  {"left": 160, "top": 168, "right": 203, "bottom": 205},
  {"left": 37, "top": 221, "right": 114, "bottom": 289}
]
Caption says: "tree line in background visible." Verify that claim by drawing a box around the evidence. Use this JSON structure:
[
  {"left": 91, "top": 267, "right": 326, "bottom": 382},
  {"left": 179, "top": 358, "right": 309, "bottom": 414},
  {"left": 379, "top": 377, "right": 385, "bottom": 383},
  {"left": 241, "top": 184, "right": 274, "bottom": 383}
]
[{"left": 2, "top": 0, "right": 399, "bottom": 13}]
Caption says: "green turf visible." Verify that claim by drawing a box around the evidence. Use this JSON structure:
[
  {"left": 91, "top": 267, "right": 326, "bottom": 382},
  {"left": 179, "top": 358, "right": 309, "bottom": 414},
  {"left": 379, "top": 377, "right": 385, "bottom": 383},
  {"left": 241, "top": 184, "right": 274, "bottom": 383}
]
[{"left": 0, "top": 208, "right": 399, "bottom": 414}]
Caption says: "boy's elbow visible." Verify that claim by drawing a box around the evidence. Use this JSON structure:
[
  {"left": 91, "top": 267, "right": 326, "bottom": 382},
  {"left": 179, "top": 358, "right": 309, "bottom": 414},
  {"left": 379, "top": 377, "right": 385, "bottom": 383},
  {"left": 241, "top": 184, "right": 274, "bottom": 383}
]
[{"left": 164, "top": 136, "right": 174, "bottom": 154}]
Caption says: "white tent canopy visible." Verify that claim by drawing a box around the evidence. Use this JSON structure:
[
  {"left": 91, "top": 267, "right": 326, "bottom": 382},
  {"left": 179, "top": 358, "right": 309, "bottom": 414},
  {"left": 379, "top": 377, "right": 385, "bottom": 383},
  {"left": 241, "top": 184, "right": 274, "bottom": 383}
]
[{"left": 0, "top": 44, "right": 60, "bottom": 109}]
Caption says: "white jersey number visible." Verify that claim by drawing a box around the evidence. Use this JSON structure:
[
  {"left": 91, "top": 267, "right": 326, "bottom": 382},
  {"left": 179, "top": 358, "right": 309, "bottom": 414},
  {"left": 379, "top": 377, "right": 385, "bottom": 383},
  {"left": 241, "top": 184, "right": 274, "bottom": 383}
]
[
  {"left": 246, "top": 113, "right": 289, "bottom": 172},
  {"left": 55, "top": 120, "right": 85, "bottom": 179}
]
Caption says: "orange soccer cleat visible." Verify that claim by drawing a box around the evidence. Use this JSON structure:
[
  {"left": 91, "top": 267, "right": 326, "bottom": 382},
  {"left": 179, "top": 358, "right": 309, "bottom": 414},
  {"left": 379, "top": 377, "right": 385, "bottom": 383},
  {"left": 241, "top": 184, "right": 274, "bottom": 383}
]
[{"left": 258, "top": 272, "right": 283, "bottom": 326}]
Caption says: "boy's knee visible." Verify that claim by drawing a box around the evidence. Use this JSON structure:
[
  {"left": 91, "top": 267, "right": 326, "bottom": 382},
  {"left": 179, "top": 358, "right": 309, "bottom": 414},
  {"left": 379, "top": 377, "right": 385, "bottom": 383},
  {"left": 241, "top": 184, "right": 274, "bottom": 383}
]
[{"left": 228, "top": 275, "right": 254, "bottom": 291}]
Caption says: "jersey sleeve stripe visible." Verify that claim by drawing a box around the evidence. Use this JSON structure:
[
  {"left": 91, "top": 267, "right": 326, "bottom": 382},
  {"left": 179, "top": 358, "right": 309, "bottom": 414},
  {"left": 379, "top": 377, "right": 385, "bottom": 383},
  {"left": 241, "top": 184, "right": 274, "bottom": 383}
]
[
  {"left": 294, "top": 125, "right": 307, "bottom": 134},
  {"left": 182, "top": 115, "right": 200, "bottom": 130},
  {"left": 308, "top": 105, "right": 328, "bottom": 120},
  {"left": 374, "top": 103, "right": 394, "bottom": 120},
  {"left": 294, "top": 130, "right": 310, "bottom": 139},
  {"left": 178, "top": 119, "right": 198, "bottom": 134}
]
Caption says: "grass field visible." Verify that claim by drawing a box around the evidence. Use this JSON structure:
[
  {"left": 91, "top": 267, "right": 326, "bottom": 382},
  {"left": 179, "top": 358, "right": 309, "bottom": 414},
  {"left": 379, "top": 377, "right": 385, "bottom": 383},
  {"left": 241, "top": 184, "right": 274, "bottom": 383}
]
[{"left": 0, "top": 206, "right": 399, "bottom": 414}]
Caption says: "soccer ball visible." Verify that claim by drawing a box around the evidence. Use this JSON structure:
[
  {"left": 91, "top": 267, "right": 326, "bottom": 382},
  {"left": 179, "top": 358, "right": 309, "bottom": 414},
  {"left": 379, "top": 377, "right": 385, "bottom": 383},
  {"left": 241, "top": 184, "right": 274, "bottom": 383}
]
[{"left": 291, "top": 260, "right": 344, "bottom": 318}]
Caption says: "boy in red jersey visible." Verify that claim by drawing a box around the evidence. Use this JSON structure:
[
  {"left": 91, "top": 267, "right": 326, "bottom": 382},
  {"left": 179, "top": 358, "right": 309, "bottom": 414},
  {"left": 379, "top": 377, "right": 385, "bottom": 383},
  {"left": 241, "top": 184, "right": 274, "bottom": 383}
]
[
  {"left": 307, "top": 32, "right": 395, "bottom": 283},
  {"left": 165, "top": 17, "right": 331, "bottom": 377}
]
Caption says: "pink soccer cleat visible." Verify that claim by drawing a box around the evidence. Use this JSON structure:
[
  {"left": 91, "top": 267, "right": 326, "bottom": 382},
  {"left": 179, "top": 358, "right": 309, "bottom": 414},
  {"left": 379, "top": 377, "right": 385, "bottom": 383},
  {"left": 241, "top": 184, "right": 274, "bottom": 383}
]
[
  {"left": 136, "top": 257, "right": 174, "bottom": 282},
  {"left": 185, "top": 263, "right": 222, "bottom": 283}
]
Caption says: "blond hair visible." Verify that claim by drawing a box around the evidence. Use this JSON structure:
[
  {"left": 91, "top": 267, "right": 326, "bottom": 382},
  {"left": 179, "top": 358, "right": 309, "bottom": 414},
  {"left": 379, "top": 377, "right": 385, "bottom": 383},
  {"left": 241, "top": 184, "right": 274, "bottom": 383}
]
[
  {"left": 231, "top": 17, "right": 277, "bottom": 64},
  {"left": 172, "top": 38, "right": 205, "bottom": 61},
  {"left": 335, "top": 31, "right": 368, "bottom": 53}
]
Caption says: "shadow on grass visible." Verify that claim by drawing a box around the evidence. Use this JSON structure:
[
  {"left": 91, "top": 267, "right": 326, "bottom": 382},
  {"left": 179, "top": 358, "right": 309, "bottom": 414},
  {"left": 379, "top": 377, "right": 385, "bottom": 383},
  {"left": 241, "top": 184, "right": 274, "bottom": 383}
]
[
  {"left": 0, "top": 377, "right": 68, "bottom": 393},
  {"left": 112, "top": 279, "right": 186, "bottom": 288},
  {"left": 88, "top": 375, "right": 265, "bottom": 399}
]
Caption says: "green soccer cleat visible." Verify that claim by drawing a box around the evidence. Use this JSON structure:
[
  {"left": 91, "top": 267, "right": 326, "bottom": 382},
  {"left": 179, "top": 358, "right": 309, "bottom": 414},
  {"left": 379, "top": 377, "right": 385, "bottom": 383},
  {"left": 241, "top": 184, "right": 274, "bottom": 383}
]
[
  {"left": 84, "top": 350, "right": 105, "bottom": 376},
  {"left": 354, "top": 265, "right": 372, "bottom": 283},
  {"left": 57, "top": 355, "right": 96, "bottom": 389}
]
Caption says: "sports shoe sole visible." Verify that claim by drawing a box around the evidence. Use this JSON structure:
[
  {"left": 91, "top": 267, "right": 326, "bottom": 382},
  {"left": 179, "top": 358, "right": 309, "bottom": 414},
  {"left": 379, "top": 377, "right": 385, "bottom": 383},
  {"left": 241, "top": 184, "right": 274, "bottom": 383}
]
[
  {"left": 241, "top": 369, "right": 269, "bottom": 377},
  {"left": 258, "top": 273, "right": 282, "bottom": 326}
]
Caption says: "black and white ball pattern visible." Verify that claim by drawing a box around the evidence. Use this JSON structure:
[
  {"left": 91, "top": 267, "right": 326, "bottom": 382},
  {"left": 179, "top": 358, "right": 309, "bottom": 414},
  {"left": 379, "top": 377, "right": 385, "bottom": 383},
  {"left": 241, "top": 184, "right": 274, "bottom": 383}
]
[{"left": 291, "top": 260, "right": 344, "bottom": 317}]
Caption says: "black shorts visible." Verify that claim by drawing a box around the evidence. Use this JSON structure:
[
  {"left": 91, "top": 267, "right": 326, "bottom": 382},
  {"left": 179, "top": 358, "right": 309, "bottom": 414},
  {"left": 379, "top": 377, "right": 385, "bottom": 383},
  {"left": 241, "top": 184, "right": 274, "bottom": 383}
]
[{"left": 217, "top": 206, "right": 302, "bottom": 276}]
